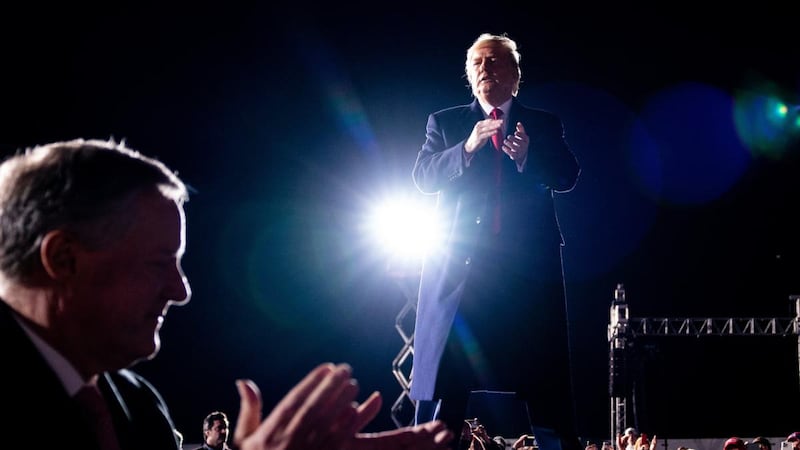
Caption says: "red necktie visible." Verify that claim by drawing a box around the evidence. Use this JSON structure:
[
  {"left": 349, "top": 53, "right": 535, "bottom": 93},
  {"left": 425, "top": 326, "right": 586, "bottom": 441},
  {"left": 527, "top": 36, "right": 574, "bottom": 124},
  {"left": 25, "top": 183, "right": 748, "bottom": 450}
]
[
  {"left": 490, "top": 107, "right": 503, "bottom": 234},
  {"left": 490, "top": 107, "right": 504, "bottom": 151},
  {"left": 75, "top": 384, "right": 123, "bottom": 450}
]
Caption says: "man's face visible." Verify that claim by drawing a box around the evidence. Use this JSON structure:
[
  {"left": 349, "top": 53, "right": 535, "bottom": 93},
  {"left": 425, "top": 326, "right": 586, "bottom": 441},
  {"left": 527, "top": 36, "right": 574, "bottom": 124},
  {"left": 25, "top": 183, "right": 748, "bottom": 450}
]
[
  {"left": 205, "top": 419, "right": 229, "bottom": 448},
  {"left": 68, "top": 189, "right": 190, "bottom": 370},
  {"left": 467, "top": 41, "right": 518, "bottom": 106}
]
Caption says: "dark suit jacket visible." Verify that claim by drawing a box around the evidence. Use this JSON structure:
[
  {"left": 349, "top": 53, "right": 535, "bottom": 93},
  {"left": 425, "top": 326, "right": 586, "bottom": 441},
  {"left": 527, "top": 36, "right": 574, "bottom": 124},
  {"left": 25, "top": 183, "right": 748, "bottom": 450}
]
[
  {"left": 0, "top": 300, "right": 180, "bottom": 450},
  {"left": 409, "top": 97, "right": 579, "bottom": 401}
]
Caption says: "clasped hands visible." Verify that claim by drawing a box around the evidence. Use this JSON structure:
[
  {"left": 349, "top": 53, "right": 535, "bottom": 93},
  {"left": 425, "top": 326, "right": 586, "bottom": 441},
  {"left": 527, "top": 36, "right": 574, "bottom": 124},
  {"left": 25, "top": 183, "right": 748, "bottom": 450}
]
[
  {"left": 464, "top": 118, "right": 529, "bottom": 162},
  {"left": 232, "top": 362, "right": 453, "bottom": 450}
]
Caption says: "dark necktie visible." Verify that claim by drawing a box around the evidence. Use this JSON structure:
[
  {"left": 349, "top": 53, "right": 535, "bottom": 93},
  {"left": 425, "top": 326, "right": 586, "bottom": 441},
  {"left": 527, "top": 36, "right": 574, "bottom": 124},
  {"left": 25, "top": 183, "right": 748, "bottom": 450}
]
[
  {"left": 75, "top": 384, "right": 123, "bottom": 450},
  {"left": 490, "top": 108, "right": 504, "bottom": 234}
]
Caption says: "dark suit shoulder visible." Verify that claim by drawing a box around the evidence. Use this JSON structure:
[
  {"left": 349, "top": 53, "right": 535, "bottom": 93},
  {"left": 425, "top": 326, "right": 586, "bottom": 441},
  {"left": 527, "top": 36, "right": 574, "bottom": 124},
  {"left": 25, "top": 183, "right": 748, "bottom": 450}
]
[
  {"left": 113, "top": 368, "right": 157, "bottom": 390},
  {"left": 109, "top": 369, "right": 169, "bottom": 407},
  {"left": 432, "top": 103, "right": 472, "bottom": 115},
  {"left": 105, "top": 370, "right": 179, "bottom": 450},
  {"left": 428, "top": 103, "right": 483, "bottom": 133}
]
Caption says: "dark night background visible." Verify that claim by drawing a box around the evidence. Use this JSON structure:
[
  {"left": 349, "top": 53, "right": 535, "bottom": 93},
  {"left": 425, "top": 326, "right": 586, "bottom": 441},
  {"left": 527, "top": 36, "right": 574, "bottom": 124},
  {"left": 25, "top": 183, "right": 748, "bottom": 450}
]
[{"left": 3, "top": 2, "right": 799, "bottom": 445}]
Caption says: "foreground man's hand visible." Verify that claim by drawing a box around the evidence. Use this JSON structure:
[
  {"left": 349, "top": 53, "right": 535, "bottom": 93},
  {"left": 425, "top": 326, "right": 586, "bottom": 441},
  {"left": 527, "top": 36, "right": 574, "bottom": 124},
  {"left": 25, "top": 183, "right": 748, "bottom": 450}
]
[{"left": 233, "top": 363, "right": 454, "bottom": 450}]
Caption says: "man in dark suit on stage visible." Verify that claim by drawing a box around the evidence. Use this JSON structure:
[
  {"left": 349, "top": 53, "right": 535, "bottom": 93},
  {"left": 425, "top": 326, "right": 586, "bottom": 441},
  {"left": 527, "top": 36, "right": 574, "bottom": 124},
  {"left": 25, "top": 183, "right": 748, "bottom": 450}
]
[{"left": 410, "top": 33, "right": 581, "bottom": 450}]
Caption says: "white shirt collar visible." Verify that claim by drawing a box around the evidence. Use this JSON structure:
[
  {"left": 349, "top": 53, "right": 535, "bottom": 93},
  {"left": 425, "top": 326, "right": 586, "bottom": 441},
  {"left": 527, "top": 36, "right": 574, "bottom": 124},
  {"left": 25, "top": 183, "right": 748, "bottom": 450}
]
[{"left": 478, "top": 97, "right": 512, "bottom": 118}]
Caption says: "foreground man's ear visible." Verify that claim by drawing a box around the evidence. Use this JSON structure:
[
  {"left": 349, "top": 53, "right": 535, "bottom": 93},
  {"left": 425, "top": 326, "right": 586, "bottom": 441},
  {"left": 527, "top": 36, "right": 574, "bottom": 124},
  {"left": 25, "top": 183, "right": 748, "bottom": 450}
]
[{"left": 40, "top": 230, "right": 77, "bottom": 280}]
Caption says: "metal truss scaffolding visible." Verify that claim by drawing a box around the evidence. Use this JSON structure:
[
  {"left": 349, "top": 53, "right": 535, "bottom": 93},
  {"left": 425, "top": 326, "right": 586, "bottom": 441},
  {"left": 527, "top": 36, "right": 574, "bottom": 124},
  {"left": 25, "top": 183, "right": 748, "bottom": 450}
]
[
  {"left": 390, "top": 271, "right": 420, "bottom": 428},
  {"left": 608, "top": 284, "right": 800, "bottom": 441}
]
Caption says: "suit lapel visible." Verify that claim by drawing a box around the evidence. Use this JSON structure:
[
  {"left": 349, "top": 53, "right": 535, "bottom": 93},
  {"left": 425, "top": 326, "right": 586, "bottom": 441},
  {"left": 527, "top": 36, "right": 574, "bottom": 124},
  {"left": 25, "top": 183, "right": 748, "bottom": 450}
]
[
  {"left": 99, "top": 372, "right": 141, "bottom": 450},
  {"left": 467, "top": 100, "right": 487, "bottom": 145}
]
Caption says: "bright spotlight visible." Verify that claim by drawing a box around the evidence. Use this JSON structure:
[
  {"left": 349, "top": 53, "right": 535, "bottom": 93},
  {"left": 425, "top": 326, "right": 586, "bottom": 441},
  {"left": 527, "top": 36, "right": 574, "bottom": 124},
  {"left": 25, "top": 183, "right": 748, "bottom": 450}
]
[{"left": 364, "top": 194, "right": 443, "bottom": 271}]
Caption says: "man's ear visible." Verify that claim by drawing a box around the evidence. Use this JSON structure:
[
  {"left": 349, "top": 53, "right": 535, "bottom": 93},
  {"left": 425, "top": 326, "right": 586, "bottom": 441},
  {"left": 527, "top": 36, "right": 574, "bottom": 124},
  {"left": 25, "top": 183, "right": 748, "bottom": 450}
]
[{"left": 40, "top": 230, "right": 77, "bottom": 280}]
